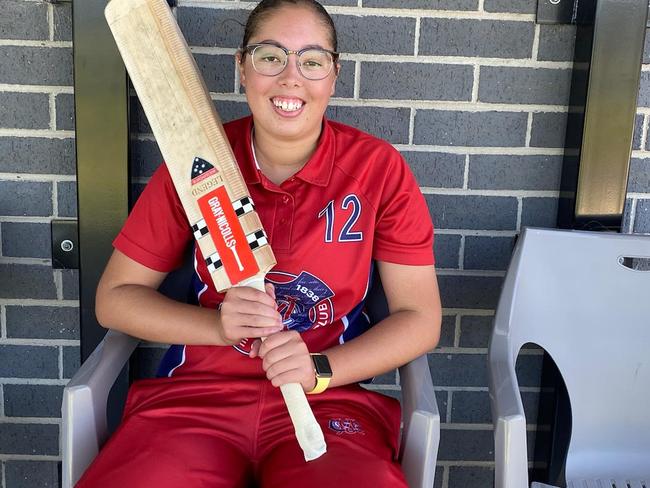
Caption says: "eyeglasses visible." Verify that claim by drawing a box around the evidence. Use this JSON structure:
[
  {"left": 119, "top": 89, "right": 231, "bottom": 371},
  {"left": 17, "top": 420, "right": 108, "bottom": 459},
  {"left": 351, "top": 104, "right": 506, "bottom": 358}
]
[{"left": 242, "top": 43, "right": 339, "bottom": 81}]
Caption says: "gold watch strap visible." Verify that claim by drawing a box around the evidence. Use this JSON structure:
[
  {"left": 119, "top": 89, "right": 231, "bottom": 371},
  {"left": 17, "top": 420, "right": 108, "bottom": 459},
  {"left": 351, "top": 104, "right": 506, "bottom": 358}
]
[{"left": 307, "top": 374, "right": 331, "bottom": 395}]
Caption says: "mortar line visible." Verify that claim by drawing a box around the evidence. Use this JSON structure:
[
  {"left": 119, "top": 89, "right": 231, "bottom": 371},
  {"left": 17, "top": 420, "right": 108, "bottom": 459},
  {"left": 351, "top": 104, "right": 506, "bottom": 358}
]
[
  {"left": 52, "top": 176, "right": 59, "bottom": 218},
  {"left": 0, "top": 84, "right": 74, "bottom": 94},
  {"left": 472, "top": 65, "right": 480, "bottom": 102},
  {"left": 628, "top": 198, "right": 638, "bottom": 233},
  {"left": 420, "top": 188, "right": 562, "bottom": 197},
  {"left": 0, "top": 296, "right": 78, "bottom": 305},
  {"left": 54, "top": 269, "right": 64, "bottom": 301},
  {"left": 0, "top": 129, "right": 75, "bottom": 138},
  {"left": 0, "top": 40, "right": 72, "bottom": 48},
  {"left": 0, "top": 174, "right": 76, "bottom": 183},
  {"left": 532, "top": 23, "right": 541, "bottom": 60},
  {"left": 0, "top": 378, "right": 70, "bottom": 386},
  {"left": 525, "top": 112, "right": 533, "bottom": 147},
  {"left": 463, "top": 154, "right": 470, "bottom": 189},
  {"left": 446, "top": 390, "right": 453, "bottom": 424},
  {"left": 59, "top": 345, "right": 64, "bottom": 380},
  {"left": 353, "top": 61, "right": 361, "bottom": 100},
  {"left": 414, "top": 17, "right": 421, "bottom": 56},
  {"left": 0, "top": 306, "right": 6, "bottom": 339},
  {"left": 48, "top": 3, "right": 55, "bottom": 41},
  {"left": 458, "top": 235, "right": 466, "bottom": 270},
  {"left": 49, "top": 93, "right": 57, "bottom": 130},
  {"left": 442, "top": 465, "right": 450, "bottom": 488},
  {"left": 641, "top": 114, "right": 649, "bottom": 151}
]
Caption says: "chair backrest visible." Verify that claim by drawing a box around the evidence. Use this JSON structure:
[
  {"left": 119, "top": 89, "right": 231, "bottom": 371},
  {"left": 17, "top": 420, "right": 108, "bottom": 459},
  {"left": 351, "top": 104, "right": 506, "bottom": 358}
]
[{"left": 492, "top": 227, "right": 650, "bottom": 480}]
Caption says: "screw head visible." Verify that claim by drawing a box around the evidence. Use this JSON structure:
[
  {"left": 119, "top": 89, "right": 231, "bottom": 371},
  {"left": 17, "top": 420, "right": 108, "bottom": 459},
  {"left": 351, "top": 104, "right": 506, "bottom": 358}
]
[
  {"left": 61, "top": 240, "right": 74, "bottom": 252},
  {"left": 549, "top": 0, "right": 561, "bottom": 4}
]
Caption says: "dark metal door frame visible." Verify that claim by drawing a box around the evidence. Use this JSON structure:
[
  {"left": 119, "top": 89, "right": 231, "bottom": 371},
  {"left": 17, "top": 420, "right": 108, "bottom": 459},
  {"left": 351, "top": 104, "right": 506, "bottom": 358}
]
[
  {"left": 72, "top": 0, "right": 130, "bottom": 428},
  {"left": 73, "top": 0, "right": 130, "bottom": 359}
]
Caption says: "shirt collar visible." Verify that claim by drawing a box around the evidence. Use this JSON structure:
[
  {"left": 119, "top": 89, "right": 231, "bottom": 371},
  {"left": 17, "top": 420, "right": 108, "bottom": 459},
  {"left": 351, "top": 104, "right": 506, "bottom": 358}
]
[{"left": 239, "top": 116, "right": 335, "bottom": 187}]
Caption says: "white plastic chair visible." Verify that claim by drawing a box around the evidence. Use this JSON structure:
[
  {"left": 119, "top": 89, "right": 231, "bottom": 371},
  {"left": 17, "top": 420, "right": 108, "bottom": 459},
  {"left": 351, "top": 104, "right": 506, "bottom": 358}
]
[
  {"left": 62, "top": 276, "right": 440, "bottom": 488},
  {"left": 488, "top": 227, "right": 650, "bottom": 488}
]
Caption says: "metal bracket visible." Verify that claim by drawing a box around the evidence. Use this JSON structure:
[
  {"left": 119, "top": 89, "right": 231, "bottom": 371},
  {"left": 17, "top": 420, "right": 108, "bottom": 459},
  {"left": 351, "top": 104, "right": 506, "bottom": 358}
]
[
  {"left": 537, "top": 0, "right": 578, "bottom": 24},
  {"left": 51, "top": 219, "right": 79, "bottom": 269}
]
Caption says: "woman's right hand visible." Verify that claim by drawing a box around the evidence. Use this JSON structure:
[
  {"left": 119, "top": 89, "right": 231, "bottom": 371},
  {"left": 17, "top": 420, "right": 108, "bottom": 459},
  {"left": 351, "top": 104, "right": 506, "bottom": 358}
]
[{"left": 217, "top": 283, "right": 283, "bottom": 345}]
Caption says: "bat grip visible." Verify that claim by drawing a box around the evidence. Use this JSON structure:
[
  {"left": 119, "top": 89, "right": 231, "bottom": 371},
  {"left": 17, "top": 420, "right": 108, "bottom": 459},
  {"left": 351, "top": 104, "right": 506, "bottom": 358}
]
[
  {"left": 279, "top": 382, "right": 327, "bottom": 461},
  {"left": 237, "top": 276, "right": 266, "bottom": 292},
  {"left": 235, "top": 275, "right": 327, "bottom": 461}
]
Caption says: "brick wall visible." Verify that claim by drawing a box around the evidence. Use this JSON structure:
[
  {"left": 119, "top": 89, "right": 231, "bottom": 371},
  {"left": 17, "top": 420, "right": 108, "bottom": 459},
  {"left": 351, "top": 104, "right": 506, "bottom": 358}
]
[
  {"left": 0, "top": 0, "right": 76, "bottom": 486},
  {"left": 1, "top": 0, "right": 649, "bottom": 487}
]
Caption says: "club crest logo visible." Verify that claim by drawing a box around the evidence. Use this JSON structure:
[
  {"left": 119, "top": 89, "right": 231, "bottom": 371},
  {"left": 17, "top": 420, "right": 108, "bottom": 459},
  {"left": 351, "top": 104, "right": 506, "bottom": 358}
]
[
  {"left": 328, "top": 418, "right": 364, "bottom": 435},
  {"left": 268, "top": 271, "right": 335, "bottom": 332},
  {"left": 234, "top": 270, "right": 335, "bottom": 355}
]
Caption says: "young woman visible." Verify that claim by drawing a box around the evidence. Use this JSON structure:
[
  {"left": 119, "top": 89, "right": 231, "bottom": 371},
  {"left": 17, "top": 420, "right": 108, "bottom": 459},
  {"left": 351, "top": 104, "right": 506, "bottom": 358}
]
[{"left": 77, "top": 0, "right": 442, "bottom": 486}]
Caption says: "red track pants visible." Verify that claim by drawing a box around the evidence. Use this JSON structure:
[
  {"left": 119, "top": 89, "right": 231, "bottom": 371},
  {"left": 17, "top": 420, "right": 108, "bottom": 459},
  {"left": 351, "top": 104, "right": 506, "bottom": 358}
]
[{"left": 76, "top": 375, "right": 408, "bottom": 487}]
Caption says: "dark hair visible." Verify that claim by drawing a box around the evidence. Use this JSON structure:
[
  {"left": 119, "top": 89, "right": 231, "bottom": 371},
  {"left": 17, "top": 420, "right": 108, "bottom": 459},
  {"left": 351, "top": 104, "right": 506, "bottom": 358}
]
[{"left": 242, "top": 0, "right": 338, "bottom": 52}]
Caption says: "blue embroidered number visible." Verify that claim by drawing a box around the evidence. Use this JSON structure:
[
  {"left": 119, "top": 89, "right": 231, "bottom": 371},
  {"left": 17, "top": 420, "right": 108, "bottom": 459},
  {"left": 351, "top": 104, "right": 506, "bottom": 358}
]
[
  {"left": 317, "top": 200, "right": 335, "bottom": 243},
  {"left": 318, "top": 195, "right": 363, "bottom": 243},
  {"left": 339, "top": 194, "right": 363, "bottom": 242}
]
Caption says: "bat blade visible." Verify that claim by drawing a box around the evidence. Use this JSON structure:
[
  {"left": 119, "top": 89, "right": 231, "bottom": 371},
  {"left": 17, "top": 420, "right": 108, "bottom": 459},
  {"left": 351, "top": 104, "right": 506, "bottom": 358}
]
[
  {"left": 105, "top": 0, "right": 273, "bottom": 291},
  {"left": 105, "top": 0, "right": 326, "bottom": 461}
]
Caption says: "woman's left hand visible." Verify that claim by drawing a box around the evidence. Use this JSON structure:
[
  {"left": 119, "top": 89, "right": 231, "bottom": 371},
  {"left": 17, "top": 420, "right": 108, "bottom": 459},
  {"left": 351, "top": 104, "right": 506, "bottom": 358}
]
[{"left": 249, "top": 331, "right": 316, "bottom": 392}]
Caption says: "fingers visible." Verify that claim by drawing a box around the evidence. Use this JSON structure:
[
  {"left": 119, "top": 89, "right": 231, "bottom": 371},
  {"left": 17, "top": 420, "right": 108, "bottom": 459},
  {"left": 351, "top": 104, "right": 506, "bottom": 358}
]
[
  {"left": 224, "top": 285, "right": 277, "bottom": 309},
  {"left": 217, "top": 285, "right": 283, "bottom": 344},
  {"left": 265, "top": 282, "right": 276, "bottom": 300},
  {"left": 248, "top": 338, "right": 262, "bottom": 358},
  {"left": 267, "top": 365, "right": 315, "bottom": 389},
  {"left": 258, "top": 329, "right": 298, "bottom": 355},
  {"left": 257, "top": 331, "right": 315, "bottom": 391}
]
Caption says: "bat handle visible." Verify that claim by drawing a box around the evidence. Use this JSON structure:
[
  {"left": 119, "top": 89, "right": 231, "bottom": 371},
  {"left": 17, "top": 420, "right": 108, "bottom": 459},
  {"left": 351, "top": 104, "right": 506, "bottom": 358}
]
[
  {"left": 237, "top": 276, "right": 266, "bottom": 292},
  {"left": 279, "top": 382, "right": 327, "bottom": 461},
  {"left": 235, "top": 275, "right": 327, "bottom": 461}
]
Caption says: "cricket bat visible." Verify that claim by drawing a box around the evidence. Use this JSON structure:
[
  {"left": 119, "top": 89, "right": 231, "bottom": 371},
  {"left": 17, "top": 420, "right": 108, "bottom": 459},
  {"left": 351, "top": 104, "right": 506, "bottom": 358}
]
[{"left": 104, "top": 0, "right": 326, "bottom": 461}]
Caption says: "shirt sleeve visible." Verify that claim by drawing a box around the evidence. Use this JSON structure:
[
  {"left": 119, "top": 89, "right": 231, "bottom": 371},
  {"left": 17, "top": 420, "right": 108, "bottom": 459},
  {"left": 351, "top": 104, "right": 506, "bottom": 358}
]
[
  {"left": 113, "top": 163, "right": 192, "bottom": 272},
  {"left": 372, "top": 152, "right": 435, "bottom": 266}
]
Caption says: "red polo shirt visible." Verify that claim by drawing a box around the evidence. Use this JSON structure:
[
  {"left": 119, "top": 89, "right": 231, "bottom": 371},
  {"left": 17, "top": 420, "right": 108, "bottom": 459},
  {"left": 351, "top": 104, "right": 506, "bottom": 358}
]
[{"left": 114, "top": 116, "right": 434, "bottom": 377}]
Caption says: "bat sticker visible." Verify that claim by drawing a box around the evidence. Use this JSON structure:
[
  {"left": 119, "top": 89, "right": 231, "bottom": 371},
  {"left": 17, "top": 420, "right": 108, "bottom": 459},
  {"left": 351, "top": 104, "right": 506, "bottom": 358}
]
[
  {"left": 190, "top": 157, "right": 218, "bottom": 185},
  {"left": 197, "top": 186, "right": 259, "bottom": 283}
]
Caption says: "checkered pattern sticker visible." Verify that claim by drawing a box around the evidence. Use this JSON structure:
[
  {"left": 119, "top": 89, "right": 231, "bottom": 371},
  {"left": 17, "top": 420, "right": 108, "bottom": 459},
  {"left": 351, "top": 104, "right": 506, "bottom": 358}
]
[
  {"left": 192, "top": 219, "right": 209, "bottom": 240},
  {"left": 203, "top": 230, "right": 269, "bottom": 274},
  {"left": 205, "top": 252, "right": 223, "bottom": 273},
  {"left": 232, "top": 196, "right": 255, "bottom": 217},
  {"left": 247, "top": 230, "right": 268, "bottom": 250}
]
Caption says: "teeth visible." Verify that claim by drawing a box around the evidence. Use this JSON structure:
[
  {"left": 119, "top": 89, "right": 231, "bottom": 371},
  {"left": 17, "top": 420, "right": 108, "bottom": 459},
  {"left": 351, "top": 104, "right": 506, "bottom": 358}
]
[{"left": 273, "top": 99, "right": 302, "bottom": 112}]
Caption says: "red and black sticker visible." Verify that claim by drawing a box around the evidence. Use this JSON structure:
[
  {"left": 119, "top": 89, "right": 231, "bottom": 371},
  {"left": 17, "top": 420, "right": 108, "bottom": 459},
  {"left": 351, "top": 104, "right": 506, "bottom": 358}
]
[{"left": 197, "top": 186, "right": 259, "bottom": 284}]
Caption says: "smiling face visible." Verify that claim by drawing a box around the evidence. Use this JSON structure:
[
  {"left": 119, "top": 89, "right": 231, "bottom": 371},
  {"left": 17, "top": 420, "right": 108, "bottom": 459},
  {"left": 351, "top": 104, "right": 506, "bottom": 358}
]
[{"left": 237, "top": 5, "right": 338, "bottom": 145}]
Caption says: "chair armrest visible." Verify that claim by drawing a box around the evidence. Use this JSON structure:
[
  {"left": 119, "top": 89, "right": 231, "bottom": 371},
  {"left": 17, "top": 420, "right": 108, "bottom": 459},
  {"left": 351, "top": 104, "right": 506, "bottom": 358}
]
[
  {"left": 488, "top": 352, "right": 529, "bottom": 488},
  {"left": 61, "top": 330, "right": 139, "bottom": 488},
  {"left": 398, "top": 354, "right": 440, "bottom": 488}
]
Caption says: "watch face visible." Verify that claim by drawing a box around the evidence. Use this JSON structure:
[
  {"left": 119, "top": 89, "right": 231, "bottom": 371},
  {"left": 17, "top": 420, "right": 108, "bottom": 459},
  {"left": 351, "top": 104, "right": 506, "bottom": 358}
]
[{"left": 312, "top": 354, "right": 333, "bottom": 377}]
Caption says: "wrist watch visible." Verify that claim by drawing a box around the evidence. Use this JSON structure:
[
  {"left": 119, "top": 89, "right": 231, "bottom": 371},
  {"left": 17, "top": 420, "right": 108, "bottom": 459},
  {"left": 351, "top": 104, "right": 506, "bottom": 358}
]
[{"left": 307, "top": 353, "right": 332, "bottom": 394}]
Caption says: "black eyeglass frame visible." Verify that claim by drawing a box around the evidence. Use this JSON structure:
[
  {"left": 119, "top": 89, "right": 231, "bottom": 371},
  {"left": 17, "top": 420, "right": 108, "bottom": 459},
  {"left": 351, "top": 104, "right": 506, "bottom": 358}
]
[{"left": 241, "top": 42, "right": 340, "bottom": 80}]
